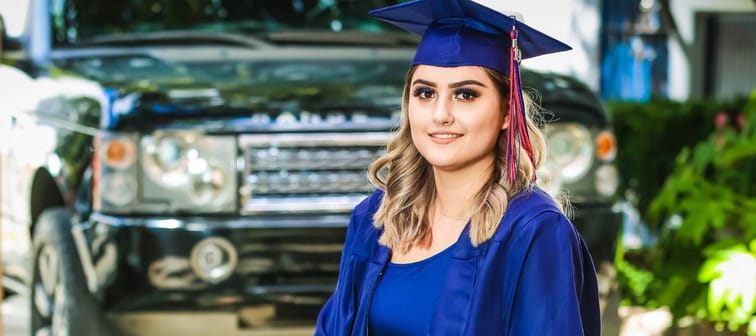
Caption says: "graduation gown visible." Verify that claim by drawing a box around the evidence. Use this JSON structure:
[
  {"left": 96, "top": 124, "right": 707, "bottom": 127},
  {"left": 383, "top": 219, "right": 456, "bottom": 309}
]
[{"left": 315, "top": 188, "right": 601, "bottom": 336}]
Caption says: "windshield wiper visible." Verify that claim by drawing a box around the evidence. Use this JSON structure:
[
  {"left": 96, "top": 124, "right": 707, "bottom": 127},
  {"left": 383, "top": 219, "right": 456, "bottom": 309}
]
[{"left": 75, "top": 31, "right": 273, "bottom": 49}]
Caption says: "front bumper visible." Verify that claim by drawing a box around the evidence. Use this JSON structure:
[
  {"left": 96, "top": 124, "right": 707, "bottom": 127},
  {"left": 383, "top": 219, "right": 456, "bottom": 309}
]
[{"left": 85, "top": 212, "right": 349, "bottom": 329}]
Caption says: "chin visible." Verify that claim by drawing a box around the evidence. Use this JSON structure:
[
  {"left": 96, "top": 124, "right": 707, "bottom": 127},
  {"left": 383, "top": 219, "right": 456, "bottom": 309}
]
[{"left": 423, "top": 156, "right": 465, "bottom": 171}]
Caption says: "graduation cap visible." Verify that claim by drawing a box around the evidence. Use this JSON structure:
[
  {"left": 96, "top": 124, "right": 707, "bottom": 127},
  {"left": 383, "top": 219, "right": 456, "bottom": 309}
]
[{"left": 369, "top": 0, "right": 571, "bottom": 183}]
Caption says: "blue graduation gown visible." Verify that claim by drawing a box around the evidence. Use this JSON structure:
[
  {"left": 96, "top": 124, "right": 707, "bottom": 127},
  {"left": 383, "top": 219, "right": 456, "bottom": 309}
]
[{"left": 315, "top": 188, "right": 601, "bottom": 336}]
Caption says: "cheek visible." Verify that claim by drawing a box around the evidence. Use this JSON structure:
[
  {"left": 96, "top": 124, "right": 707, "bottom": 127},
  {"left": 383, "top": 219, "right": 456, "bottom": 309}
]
[
  {"left": 407, "top": 104, "right": 427, "bottom": 129},
  {"left": 468, "top": 107, "right": 506, "bottom": 142},
  {"left": 406, "top": 108, "right": 424, "bottom": 142}
]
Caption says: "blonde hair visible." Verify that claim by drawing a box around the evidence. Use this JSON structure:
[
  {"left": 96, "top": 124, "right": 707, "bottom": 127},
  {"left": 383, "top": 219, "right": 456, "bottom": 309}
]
[{"left": 368, "top": 66, "right": 548, "bottom": 252}]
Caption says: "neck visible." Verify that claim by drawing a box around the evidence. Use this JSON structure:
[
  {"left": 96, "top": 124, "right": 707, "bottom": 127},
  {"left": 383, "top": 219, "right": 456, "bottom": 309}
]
[{"left": 432, "top": 161, "right": 494, "bottom": 218}]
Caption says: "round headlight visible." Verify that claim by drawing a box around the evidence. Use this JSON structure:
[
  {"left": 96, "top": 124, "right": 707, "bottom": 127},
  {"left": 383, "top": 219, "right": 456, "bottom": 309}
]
[
  {"left": 142, "top": 135, "right": 193, "bottom": 187},
  {"left": 154, "top": 138, "right": 183, "bottom": 170},
  {"left": 546, "top": 124, "right": 593, "bottom": 183},
  {"left": 536, "top": 164, "right": 563, "bottom": 198},
  {"left": 190, "top": 237, "right": 237, "bottom": 283},
  {"left": 189, "top": 159, "right": 227, "bottom": 205},
  {"left": 101, "top": 172, "right": 137, "bottom": 206}
]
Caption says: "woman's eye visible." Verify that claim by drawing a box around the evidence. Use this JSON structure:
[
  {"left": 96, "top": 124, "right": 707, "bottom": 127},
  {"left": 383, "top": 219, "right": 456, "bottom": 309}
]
[
  {"left": 454, "top": 89, "right": 479, "bottom": 101},
  {"left": 412, "top": 87, "right": 436, "bottom": 99}
]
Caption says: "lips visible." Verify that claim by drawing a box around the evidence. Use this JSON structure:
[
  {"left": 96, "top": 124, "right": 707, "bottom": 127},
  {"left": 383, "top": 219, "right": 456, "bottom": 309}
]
[
  {"left": 430, "top": 133, "right": 462, "bottom": 139},
  {"left": 428, "top": 132, "right": 463, "bottom": 144}
]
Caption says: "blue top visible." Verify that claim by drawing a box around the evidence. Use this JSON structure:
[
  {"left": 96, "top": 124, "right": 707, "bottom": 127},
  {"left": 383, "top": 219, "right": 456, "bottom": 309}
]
[
  {"left": 368, "top": 241, "right": 458, "bottom": 336},
  {"left": 315, "top": 188, "right": 601, "bottom": 336}
]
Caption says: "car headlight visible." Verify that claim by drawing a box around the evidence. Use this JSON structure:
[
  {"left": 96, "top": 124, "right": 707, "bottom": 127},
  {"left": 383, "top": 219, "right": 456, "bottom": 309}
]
[
  {"left": 142, "top": 133, "right": 195, "bottom": 187},
  {"left": 546, "top": 123, "right": 593, "bottom": 183},
  {"left": 188, "top": 159, "right": 227, "bottom": 205},
  {"left": 95, "top": 133, "right": 139, "bottom": 212},
  {"left": 595, "top": 164, "right": 619, "bottom": 196},
  {"left": 140, "top": 131, "right": 237, "bottom": 212},
  {"left": 536, "top": 161, "right": 563, "bottom": 198},
  {"left": 100, "top": 172, "right": 138, "bottom": 207}
]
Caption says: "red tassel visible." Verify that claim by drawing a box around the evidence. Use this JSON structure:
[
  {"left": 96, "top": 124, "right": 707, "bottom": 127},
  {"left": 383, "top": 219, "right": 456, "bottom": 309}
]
[{"left": 506, "top": 22, "right": 536, "bottom": 184}]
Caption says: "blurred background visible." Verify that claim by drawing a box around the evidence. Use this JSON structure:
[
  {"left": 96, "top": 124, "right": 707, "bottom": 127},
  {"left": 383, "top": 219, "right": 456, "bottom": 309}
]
[{"left": 0, "top": 0, "right": 755, "bottom": 335}]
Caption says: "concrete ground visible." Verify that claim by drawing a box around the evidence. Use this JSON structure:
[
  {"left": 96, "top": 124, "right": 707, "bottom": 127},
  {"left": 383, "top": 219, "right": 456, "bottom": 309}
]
[
  {"left": 2, "top": 294, "right": 674, "bottom": 336},
  {"left": 2, "top": 293, "right": 30, "bottom": 336}
]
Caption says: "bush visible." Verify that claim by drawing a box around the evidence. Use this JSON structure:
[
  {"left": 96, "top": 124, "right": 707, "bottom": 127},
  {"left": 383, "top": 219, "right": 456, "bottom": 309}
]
[
  {"left": 615, "top": 90, "right": 756, "bottom": 334},
  {"left": 607, "top": 97, "right": 748, "bottom": 227}
]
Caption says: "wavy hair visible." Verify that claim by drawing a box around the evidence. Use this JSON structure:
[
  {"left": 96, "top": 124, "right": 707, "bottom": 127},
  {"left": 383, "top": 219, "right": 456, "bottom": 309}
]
[{"left": 368, "top": 65, "right": 548, "bottom": 252}]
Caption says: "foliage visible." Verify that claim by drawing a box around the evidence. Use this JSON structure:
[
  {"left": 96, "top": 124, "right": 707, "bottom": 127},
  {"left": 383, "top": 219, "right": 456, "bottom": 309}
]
[
  {"left": 618, "top": 89, "right": 756, "bottom": 334},
  {"left": 606, "top": 97, "right": 748, "bottom": 227},
  {"left": 698, "top": 240, "right": 756, "bottom": 332}
]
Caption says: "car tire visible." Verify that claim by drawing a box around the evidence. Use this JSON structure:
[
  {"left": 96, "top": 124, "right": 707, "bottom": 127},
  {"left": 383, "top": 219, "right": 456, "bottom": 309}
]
[{"left": 30, "top": 207, "right": 114, "bottom": 336}]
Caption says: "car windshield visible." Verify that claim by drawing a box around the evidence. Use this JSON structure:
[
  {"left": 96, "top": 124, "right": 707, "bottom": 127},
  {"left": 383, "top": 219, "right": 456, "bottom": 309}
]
[
  {"left": 52, "top": 0, "right": 408, "bottom": 44},
  {"left": 59, "top": 55, "right": 408, "bottom": 108}
]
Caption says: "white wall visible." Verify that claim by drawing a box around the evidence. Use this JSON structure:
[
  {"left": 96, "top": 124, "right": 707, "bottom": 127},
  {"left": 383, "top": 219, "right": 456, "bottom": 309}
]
[
  {"left": 0, "top": 0, "right": 30, "bottom": 37},
  {"left": 667, "top": 0, "right": 755, "bottom": 99},
  {"left": 478, "top": 0, "right": 756, "bottom": 99},
  {"left": 476, "top": 0, "right": 603, "bottom": 91}
]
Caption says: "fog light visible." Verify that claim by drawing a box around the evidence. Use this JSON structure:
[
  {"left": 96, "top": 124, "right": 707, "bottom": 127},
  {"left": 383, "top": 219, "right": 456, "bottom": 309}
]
[
  {"left": 190, "top": 237, "right": 237, "bottom": 283},
  {"left": 101, "top": 172, "right": 137, "bottom": 206},
  {"left": 595, "top": 164, "right": 619, "bottom": 196}
]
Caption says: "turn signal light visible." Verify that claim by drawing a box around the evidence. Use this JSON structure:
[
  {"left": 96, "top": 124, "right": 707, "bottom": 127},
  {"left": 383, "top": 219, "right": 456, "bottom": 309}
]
[
  {"left": 104, "top": 139, "right": 136, "bottom": 169},
  {"left": 595, "top": 131, "right": 617, "bottom": 161}
]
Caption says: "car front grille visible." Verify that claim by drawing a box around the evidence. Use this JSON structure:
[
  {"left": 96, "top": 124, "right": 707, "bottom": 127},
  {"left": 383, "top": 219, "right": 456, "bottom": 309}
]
[{"left": 239, "top": 132, "right": 390, "bottom": 214}]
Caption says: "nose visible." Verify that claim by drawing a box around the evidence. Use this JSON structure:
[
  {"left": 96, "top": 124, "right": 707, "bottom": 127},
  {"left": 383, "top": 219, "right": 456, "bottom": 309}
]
[{"left": 432, "top": 98, "right": 454, "bottom": 125}]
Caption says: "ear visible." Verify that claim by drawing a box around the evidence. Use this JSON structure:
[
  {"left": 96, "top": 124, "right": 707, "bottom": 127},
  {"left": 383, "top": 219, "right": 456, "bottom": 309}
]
[{"left": 500, "top": 106, "right": 510, "bottom": 131}]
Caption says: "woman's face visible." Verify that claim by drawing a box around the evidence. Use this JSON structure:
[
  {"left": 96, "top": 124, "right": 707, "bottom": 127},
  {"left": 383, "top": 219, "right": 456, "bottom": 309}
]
[{"left": 408, "top": 65, "right": 508, "bottom": 173}]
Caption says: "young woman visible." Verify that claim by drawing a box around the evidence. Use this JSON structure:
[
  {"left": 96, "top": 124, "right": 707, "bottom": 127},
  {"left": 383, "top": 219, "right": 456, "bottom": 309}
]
[{"left": 315, "top": 0, "right": 601, "bottom": 335}]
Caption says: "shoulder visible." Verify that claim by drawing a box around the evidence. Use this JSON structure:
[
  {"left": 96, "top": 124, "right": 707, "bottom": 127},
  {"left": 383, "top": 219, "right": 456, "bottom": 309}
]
[
  {"left": 347, "top": 189, "right": 384, "bottom": 238},
  {"left": 493, "top": 187, "right": 575, "bottom": 242},
  {"left": 351, "top": 189, "right": 384, "bottom": 221},
  {"left": 508, "top": 187, "right": 562, "bottom": 216}
]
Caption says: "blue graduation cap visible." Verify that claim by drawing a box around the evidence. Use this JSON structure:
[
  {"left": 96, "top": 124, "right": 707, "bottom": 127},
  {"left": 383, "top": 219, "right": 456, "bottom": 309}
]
[{"left": 369, "top": 0, "right": 572, "bottom": 183}]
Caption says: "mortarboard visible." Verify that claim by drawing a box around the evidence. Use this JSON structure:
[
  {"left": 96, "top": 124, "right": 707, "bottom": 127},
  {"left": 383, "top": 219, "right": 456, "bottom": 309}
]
[{"left": 369, "top": 0, "right": 572, "bottom": 183}]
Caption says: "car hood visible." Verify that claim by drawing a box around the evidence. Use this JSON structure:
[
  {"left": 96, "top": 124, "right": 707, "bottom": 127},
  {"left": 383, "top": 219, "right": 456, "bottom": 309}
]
[{"left": 52, "top": 44, "right": 413, "bottom": 131}]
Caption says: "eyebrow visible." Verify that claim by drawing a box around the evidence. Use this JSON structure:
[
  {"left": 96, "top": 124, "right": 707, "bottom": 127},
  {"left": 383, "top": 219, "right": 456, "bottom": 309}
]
[{"left": 411, "top": 79, "right": 488, "bottom": 88}]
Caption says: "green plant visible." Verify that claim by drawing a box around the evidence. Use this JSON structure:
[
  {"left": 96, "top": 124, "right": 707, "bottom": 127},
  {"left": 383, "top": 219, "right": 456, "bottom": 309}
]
[
  {"left": 631, "top": 89, "right": 756, "bottom": 334},
  {"left": 607, "top": 97, "right": 748, "bottom": 226},
  {"left": 698, "top": 239, "right": 756, "bottom": 333}
]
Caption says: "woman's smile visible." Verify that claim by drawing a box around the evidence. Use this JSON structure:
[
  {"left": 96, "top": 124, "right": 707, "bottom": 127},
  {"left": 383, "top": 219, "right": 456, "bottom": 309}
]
[{"left": 429, "top": 131, "right": 464, "bottom": 143}]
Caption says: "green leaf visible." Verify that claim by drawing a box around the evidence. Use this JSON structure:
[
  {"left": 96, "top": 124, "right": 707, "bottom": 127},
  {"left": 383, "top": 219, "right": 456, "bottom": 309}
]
[
  {"left": 691, "top": 140, "right": 717, "bottom": 172},
  {"left": 699, "top": 246, "right": 756, "bottom": 324}
]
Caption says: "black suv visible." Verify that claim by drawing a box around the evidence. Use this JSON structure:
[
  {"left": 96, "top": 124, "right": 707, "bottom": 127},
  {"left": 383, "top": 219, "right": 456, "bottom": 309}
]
[{"left": 1, "top": 1, "right": 620, "bottom": 335}]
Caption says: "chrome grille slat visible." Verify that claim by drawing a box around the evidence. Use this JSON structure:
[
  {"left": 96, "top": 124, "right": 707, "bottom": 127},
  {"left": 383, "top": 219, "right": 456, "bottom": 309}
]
[{"left": 239, "top": 132, "right": 391, "bottom": 214}]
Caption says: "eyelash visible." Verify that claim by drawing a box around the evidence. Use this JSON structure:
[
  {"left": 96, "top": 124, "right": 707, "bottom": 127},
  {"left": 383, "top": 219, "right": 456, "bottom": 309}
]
[
  {"left": 454, "top": 88, "right": 479, "bottom": 101},
  {"left": 413, "top": 87, "right": 435, "bottom": 99},
  {"left": 411, "top": 87, "right": 480, "bottom": 101}
]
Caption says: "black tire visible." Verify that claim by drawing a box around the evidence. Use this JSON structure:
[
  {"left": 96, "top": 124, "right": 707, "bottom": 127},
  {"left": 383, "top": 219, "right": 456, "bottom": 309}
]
[{"left": 30, "top": 207, "right": 115, "bottom": 336}]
